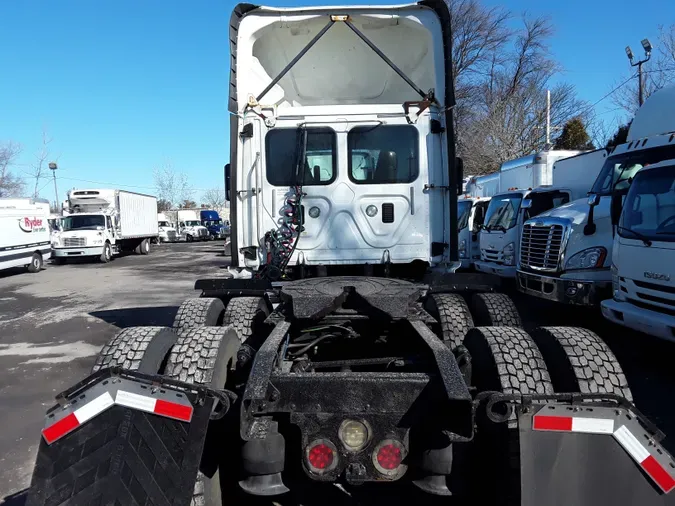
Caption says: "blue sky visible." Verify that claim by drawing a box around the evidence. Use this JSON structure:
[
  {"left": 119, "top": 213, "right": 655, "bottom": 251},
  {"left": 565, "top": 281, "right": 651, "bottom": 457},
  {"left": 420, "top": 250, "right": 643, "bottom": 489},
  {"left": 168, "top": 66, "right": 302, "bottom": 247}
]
[{"left": 1, "top": 0, "right": 673, "bottom": 204}]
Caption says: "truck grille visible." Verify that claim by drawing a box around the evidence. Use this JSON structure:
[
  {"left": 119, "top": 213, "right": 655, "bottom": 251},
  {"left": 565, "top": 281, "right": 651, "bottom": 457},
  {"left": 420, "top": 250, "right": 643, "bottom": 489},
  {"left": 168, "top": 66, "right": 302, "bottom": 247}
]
[
  {"left": 482, "top": 249, "right": 501, "bottom": 263},
  {"left": 198, "top": 229, "right": 208, "bottom": 237},
  {"left": 167, "top": 231, "right": 177, "bottom": 240},
  {"left": 63, "top": 237, "right": 86, "bottom": 247},
  {"left": 520, "top": 223, "right": 564, "bottom": 272}
]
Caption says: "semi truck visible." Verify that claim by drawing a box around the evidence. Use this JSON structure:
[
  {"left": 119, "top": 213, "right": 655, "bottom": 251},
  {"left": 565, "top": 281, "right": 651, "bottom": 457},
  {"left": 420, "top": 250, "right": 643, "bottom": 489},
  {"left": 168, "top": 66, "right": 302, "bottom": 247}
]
[
  {"left": 25, "top": 4, "right": 675, "bottom": 506},
  {"left": 200, "top": 209, "right": 229, "bottom": 239},
  {"left": 601, "top": 158, "right": 675, "bottom": 340},
  {"left": 516, "top": 84, "right": 675, "bottom": 305},
  {"left": 176, "top": 209, "right": 210, "bottom": 242},
  {"left": 52, "top": 189, "right": 158, "bottom": 263},
  {"left": 157, "top": 212, "right": 178, "bottom": 242},
  {"left": 474, "top": 150, "right": 583, "bottom": 278}
]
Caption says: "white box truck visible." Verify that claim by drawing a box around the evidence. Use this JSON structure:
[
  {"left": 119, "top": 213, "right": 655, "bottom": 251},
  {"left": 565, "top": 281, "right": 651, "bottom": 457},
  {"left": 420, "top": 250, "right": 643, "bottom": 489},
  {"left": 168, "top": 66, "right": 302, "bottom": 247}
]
[
  {"left": 474, "top": 150, "right": 581, "bottom": 278},
  {"left": 53, "top": 189, "right": 159, "bottom": 263},
  {"left": 601, "top": 158, "right": 675, "bottom": 340},
  {"left": 0, "top": 198, "right": 52, "bottom": 273},
  {"left": 516, "top": 84, "right": 675, "bottom": 305}
]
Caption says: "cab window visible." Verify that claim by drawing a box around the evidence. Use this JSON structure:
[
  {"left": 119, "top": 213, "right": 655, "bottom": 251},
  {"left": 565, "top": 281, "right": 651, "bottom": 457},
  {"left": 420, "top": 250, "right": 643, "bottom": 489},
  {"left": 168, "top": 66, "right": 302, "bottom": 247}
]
[
  {"left": 265, "top": 128, "right": 336, "bottom": 186},
  {"left": 348, "top": 125, "right": 419, "bottom": 184}
]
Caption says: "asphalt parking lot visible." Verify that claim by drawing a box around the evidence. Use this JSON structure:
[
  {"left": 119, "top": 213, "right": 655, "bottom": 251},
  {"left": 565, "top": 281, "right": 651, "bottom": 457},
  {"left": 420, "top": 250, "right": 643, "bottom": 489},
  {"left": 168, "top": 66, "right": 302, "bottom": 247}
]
[{"left": 1, "top": 246, "right": 675, "bottom": 503}]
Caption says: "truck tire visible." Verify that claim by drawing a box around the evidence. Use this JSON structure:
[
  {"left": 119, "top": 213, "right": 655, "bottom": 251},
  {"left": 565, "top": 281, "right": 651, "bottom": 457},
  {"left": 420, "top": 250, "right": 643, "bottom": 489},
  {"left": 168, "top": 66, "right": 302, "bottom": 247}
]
[
  {"left": 26, "top": 252, "right": 43, "bottom": 273},
  {"left": 425, "top": 293, "right": 474, "bottom": 349},
  {"left": 140, "top": 238, "right": 150, "bottom": 255},
  {"left": 530, "top": 326, "right": 633, "bottom": 401},
  {"left": 92, "top": 326, "right": 179, "bottom": 374},
  {"left": 187, "top": 234, "right": 194, "bottom": 243},
  {"left": 222, "top": 296, "right": 270, "bottom": 343},
  {"left": 99, "top": 242, "right": 112, "bottom": 263},
  {"left": 173, "top": 297, "right": 226, "bottom": 328},
  {"left": 470, "top": 293, "right": 522, "bottom": 327},
  {"left": 463, "top": 327, "right": 552, "bottom": 503},
  {"left": 164, "top": 326, "right": 241, "bottom": 506}
]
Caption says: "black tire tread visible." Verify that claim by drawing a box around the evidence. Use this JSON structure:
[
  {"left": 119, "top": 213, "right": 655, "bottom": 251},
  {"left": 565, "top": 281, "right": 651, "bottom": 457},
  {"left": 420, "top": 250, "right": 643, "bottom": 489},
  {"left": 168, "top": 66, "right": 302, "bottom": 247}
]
[
  {"left": 427, "top": 293, "right": 474, "bottom": 349},
  {"left": 173, "top": 297, "right": 225, "bottom": 329},
  {"left": 471, "top": 293, "right": 522, "bottom": 327},
  {"left": 531, "top": 326, "right": 633, "bottom": 401},
  {"left": 464, "top": 326, "right": 553, "bottom": 395},
  {"left": 222, "top": 297, "right": 268, "bottom": 343},
  {"left": 92, "top": 326, "right": 168, "bottom": 372}
]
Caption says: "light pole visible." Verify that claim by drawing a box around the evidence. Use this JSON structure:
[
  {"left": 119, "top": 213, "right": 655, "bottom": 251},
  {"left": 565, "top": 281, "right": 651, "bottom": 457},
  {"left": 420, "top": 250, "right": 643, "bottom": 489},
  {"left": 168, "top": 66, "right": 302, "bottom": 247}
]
[
  {"left": 625, "top": 38, "right": 652, "bottom": 106},
  {"left": 48, "top": 162, "right": 59, "bottom": 210}
]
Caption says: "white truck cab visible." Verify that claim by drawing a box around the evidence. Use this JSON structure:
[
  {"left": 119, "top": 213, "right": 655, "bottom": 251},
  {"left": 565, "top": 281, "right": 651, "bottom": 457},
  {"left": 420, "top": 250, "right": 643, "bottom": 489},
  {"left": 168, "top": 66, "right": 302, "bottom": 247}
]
[
  {"left": 601, "top": 159, "right": 675, "bottom": 340},
  {"left": 157, "top": 213, "right": 178, "bottom": 243},
  {"left": 457, "top": 196, "right": 490, "bottom": 269},
  {"left": 225, "top": 3, "right": 461, "bottom": 278},
  {"left": 517, "top": 84, "right": 675, "bottom": 305},
  {"left": 176, "top": 210, "right": 209, "bottom": 242},
  {"left": 474, "top": 150, "right": 580, "bottom": 278}
]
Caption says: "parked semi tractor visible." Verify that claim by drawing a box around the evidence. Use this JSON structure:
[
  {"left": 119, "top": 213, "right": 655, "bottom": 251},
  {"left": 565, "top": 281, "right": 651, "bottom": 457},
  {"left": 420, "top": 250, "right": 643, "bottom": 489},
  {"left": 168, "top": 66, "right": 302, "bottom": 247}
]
[
  {"left": 601, "top": 158, "right": 675, "bottom": 340},
  {"left": 156, "top": 212, "right": 178, "bottom": 242},
  {"left": 517, "top": 84, "right": 675, "bottom": 305},
  {"left": 26, "top": 4, "right": 675, "bottom": 506},
  {"left": 176, "top": 209, "right": 210, "bottom": 242},
  {"left": 52, "top": 189, "right": 158, "bottom": 263},
  {"left": 200, "top": 209, "right": 229, "bottom": 239},
  {"left": 474, "top": 150, "right": 582, "bottom": 278}
]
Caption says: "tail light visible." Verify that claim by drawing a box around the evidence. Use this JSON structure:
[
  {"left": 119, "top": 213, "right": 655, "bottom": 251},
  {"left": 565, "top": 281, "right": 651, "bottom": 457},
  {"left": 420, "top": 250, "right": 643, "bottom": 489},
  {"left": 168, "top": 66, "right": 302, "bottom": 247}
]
[
  {"left": 306, "top": 439, "right": 338, "bottom": 474},
  {"left": 372, "top": 439, "right": 405, "bottom": 476}
]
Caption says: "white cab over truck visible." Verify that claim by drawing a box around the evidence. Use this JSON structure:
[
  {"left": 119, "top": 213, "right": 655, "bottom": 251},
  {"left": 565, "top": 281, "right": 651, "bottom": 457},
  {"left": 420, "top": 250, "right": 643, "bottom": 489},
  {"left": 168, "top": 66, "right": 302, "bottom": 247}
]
[
  {"left": 0, "top": 198, "right": 52, "bottom": 273},
  {"left": 474, "top": 150, "right": 581, "bottom": 278},
  {"left": 157, "top": 212, "right": 178, "bottom": 243},
  {"left": 601, "top": 159, "right": 675, "bottom": 340},
  {"left": 517, "top": 84, "right": 675, "bottom": 305},
  {"left": 457, "top": 195, "right": 490, "bottom": 269},
  {"left": 53, "top": 189, "right": 158, "bottom": 263},
  {"left": 176, "top": 210, "right": 209, "bottom": 242}
]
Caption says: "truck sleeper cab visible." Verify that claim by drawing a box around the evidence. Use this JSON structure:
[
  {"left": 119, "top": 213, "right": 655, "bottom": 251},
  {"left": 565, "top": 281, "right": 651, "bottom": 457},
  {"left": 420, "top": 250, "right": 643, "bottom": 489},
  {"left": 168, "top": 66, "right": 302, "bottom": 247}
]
[{"left": 601, "top": 159, "right": 675, "bottom": 340}]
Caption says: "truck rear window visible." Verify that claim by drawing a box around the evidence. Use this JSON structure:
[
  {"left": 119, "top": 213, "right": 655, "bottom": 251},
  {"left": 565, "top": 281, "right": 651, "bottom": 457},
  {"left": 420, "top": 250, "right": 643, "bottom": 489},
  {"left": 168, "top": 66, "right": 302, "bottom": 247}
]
[
  {"left": 265, "top": 128, "right": 336, "bottom": 186},
  {"left": 348, "top": 125, "right": 419, "bottom": 184}
]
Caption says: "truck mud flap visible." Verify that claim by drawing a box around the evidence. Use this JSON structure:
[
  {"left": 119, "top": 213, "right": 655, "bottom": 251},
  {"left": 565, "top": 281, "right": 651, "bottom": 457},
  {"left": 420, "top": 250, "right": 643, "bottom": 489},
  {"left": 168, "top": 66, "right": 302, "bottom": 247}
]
[
  {"left": 26, "top": 368, "right": 223, "bottom": 506},
  {"left": 518, "top": 400, "right": 675, "bottom": 505}
]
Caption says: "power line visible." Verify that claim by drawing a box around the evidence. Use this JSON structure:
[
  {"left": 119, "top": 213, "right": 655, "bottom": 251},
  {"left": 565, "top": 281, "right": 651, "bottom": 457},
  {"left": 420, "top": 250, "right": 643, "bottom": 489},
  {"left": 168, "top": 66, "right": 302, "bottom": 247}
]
[{"left": 56, "top": 176, "right": 217, "bottom": 193}]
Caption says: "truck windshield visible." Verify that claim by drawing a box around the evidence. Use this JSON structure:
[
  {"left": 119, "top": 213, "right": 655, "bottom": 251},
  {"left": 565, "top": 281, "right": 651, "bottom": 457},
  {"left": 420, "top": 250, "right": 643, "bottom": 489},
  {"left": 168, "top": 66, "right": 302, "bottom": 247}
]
[
  {"left": 158, "top": 221, "right": 171, "bottom": 227},
  {"left": 591, "top": 145, "right": 675, "bottom": 196},
  {"left": 203, "top": 220, "right": 222, "bottom": 226},
  {"left": 62, "top": 215, "right": 105, "bottom": 231},
  {"left": 458, "top": 201, "right": 472, "bottom": 230},
  {"left": 620, "top": 165, "right": 675, "bottom": 243},
  {"left": 185, "top": 221, "right": 201, "bottom": 226},
  {"left": 484, "top": 193, "right": 522, "bottom": 231},
  {"left": 525, "top": 190, "right": 570, "bottom": 220}
]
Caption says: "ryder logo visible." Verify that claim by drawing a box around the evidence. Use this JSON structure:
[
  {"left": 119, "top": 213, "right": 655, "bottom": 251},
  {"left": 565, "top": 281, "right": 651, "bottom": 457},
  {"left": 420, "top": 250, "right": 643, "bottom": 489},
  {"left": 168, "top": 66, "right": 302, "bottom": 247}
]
[{"left": 19, "top": 217, "right": 46, "bottom": 233}]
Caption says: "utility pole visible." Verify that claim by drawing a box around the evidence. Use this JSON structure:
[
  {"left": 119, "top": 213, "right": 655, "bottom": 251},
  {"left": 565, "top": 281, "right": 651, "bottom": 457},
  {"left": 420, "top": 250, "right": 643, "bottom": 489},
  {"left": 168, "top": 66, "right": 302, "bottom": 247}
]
[
  {"left": 546, "top": 89, "right": 551, "bottom": 146},
  {"left": 625, "top": 39, "right": 653, "bottom": 106},
  {"left": 48, "top": 162, "right": 59, "bottom": 210}
]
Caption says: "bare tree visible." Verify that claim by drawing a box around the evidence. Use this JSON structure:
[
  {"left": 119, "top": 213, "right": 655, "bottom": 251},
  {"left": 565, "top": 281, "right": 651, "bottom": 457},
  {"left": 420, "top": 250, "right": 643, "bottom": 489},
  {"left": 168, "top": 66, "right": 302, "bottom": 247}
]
[
  {"left": 0, "top": 141, "right": 24, "bottom": 197},
  {"left": 153, "top": 161, "right": 193, "bottom": 209},
  {"left": 202, "top": 187, "right": 226, "bottom": 209},
  {"left": 29, "top": 129, "right": 53, "bottom": 198}
]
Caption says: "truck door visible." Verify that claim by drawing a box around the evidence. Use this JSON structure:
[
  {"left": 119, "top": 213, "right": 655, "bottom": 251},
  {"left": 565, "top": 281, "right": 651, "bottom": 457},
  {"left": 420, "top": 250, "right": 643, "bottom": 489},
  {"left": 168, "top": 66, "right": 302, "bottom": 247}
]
[{"left": 471, "top": 201, "right": 489, "bottom": 261}]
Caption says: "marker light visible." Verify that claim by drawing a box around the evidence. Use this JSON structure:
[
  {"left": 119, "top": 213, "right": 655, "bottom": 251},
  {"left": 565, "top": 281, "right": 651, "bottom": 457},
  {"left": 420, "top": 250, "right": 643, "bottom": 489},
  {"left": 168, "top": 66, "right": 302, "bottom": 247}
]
[
  {"left": 339, "top": 419, "right": 369, "bottom": 451},
  {"left": 366, "top": 205, "right": 378, "bottom": 217},
  {"left": 308, "top": 206, "right": 321, "bottom": 219}
]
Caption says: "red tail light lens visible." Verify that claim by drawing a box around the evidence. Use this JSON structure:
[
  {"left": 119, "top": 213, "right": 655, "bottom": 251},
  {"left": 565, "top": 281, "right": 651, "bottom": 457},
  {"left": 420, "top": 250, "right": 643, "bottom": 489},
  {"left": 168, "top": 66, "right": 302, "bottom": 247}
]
[
  {"left": 306, "top": 439, "right": 338, "bottom": 474},
  {"left": 372, "top": 439, "right": 405, "bottom": 476}
]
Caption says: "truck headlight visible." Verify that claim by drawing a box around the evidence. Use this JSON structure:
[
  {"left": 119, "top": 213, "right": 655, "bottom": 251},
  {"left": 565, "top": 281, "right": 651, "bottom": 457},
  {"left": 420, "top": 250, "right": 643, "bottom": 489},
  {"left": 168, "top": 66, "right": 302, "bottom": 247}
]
[
  {"left": 565, "top": 247, "right": 607, "bottom": 270},
  {"left": 459, "top": 239, "right": 467, "bottom": 258},
  {"left": 503, "top": 242, "right": 515, "bottom": 266}
]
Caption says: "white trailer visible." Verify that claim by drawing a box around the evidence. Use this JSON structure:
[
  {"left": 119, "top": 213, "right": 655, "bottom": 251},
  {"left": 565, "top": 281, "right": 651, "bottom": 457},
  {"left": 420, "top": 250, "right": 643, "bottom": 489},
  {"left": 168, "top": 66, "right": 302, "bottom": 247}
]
[
  {"left": 601, "top": 159, "right": 675, "bottom": 340},
  {"left": 516, "top": 84, "right": 675, "bottom": 305},
  {"left": 0, "top": 198, "right": 52, "bottom": 274},
  {"left": 53, "top": 189, "right": 158, "bottom": 263},
  {"left": 474, "top": 150, "right": 581, "bottom": 278}
]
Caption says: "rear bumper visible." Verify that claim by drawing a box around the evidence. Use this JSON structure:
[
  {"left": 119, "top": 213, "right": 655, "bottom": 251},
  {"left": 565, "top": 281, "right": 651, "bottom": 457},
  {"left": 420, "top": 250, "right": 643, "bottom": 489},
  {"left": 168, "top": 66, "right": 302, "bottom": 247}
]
[
  {"left": 53, "top": 246, "right": 103, "bottom": 257},
  {"left": 517, "top": 270, "right": 609, "bottom": 306},
  {"left": 601, "top": 298, "right": 675, "bottom": 341},
  {"left": 474, "top": 261, "right": 516, "bottom": 278}
]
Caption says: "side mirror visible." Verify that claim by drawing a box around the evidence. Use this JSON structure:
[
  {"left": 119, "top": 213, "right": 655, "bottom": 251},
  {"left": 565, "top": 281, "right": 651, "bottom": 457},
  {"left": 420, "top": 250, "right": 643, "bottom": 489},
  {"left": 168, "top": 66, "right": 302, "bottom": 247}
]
[
  {"left": 521, "top": 199, "right": 532, "bottom": 209},
  {"left": 456, "top": 157, "right": 464, "bottom": 196},
  {"left": 588, "top": 193, "right": 600, "bottom": 207},
  {"left": 225, "top": 163, "right": 231, "bottom": 201}
]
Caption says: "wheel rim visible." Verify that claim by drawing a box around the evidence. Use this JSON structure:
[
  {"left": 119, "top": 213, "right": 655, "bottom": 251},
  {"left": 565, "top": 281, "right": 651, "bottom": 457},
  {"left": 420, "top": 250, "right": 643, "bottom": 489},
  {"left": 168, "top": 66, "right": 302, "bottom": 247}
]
[
  {"left": 33, "top": 258, "right": 39, "bottom": 268},
  {"left": 105, "top": 246, "right": 110, "bottom": 259},
  {"left": 145, "top": 241, "right": 149, "bottom": 252}
]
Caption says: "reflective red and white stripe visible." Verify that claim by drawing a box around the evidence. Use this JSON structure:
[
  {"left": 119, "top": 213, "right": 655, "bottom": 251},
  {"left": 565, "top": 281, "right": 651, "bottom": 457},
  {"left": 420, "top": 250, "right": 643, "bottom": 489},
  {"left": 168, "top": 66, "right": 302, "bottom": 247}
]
[
  {"left": 42, "top": 392, "right": 115, "bottom": 444},
  {"left": 42, "top": 390, "right": 193, "bottom": 445},
  {"left": 533, "top": 414, "right": 675, "bottom": 493}
]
